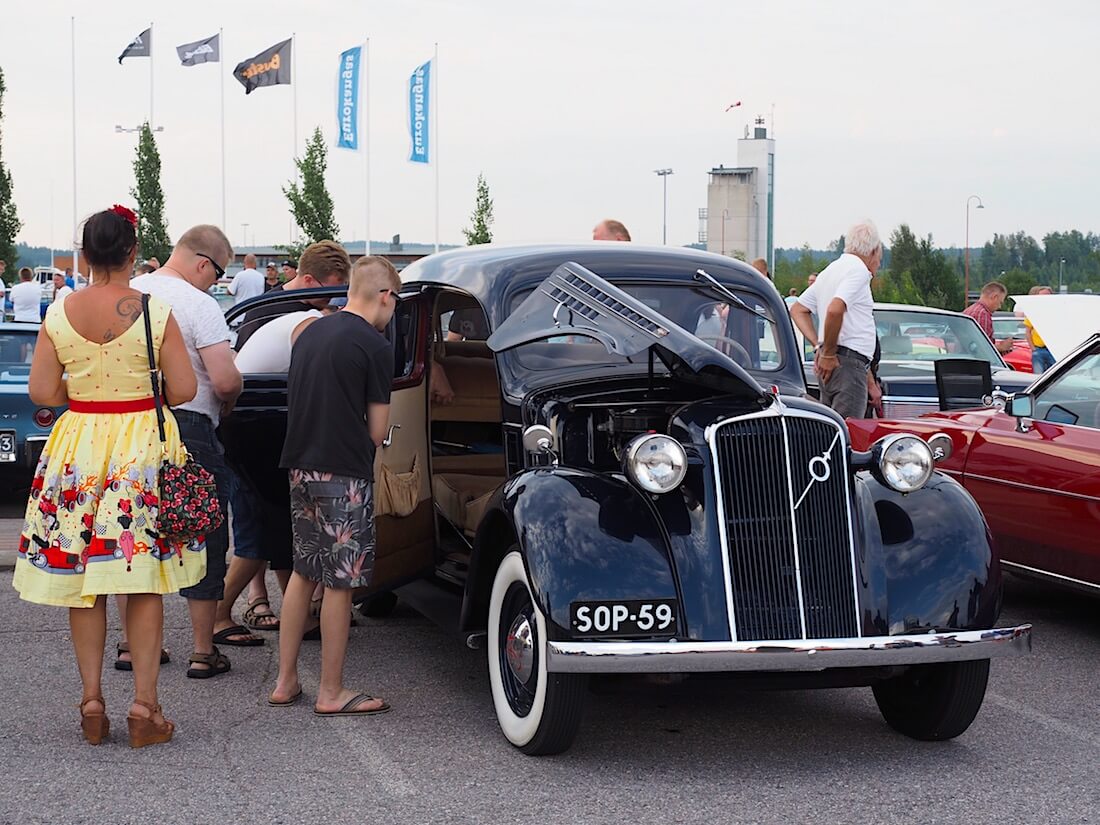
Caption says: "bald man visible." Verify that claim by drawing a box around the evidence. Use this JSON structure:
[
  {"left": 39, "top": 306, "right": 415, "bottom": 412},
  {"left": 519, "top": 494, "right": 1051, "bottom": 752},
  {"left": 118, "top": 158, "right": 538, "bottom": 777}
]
[
  {"left": 593, "top": 219, "right": 631, "bottom": 241},
  {"left": 229, "top": 252, "right": 264, "bottom": 305}
]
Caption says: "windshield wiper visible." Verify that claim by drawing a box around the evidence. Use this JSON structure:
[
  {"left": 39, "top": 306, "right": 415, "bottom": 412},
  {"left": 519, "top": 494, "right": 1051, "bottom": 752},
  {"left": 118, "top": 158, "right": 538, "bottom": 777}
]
[{"left": 693, "top": 268, "right": 773, "bottom": 324}]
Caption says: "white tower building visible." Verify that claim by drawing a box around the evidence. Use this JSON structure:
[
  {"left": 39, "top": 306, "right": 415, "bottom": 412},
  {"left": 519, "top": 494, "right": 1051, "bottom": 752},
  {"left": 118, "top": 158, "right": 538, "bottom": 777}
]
[{"left": 706, "top": 118, "right": 775, "bottom": 269}]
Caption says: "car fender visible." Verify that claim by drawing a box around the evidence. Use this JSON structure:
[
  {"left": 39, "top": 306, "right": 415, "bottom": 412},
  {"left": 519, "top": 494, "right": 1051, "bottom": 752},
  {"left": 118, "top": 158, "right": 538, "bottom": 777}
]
[
  {"left": 854, "top": 470, "right": 1002, "bottom": 634},
  {"left": 465, "top": 467, "right": 679, "bottom": 640}
]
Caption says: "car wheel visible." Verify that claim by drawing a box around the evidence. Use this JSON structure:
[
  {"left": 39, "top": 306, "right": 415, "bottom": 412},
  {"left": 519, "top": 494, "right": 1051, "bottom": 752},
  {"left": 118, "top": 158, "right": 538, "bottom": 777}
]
[
  {"left": 872, "top": 659, "right": 990, "bottom": 741},
  {"left": 487, "top": 548, "right": 586, "bottom": 755},
  {"left": 357, "top": 591, "right": 398, "bottom": 618}
]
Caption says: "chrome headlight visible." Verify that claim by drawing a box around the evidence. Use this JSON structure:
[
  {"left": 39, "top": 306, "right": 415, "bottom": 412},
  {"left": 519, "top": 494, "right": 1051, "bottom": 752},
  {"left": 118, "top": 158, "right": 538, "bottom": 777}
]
[
  {"left": 623, "top": 434, "right": 687, "bottom": 494},
  {"left": 874, "top": 434, "right": 934, "bottom": 493}
]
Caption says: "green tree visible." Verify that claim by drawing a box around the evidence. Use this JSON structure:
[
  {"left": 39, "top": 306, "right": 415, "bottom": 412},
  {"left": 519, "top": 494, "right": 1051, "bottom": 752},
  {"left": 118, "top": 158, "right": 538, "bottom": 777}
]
[
  {"left": 0, "top": 67, "right": 22, "bottom": 270},
  {"left": 283, "top": 126, "right": 340, "bottom": 258},
  {"left": 462, "top": 173, "right": 494, "bottom": 245},
  {"left": 130, "top": 123, "right": 171, "bottom": 263}
]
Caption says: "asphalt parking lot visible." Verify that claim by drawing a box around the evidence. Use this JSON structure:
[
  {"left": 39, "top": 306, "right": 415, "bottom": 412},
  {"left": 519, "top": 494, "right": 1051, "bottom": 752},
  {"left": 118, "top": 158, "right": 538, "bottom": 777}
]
[{"left": 0, "top": 501, "right": 1097, "bottom": 824}]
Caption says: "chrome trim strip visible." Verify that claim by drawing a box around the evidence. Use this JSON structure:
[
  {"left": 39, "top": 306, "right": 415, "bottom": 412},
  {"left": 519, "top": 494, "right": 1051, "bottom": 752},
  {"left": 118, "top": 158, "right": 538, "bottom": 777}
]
[
  {"left": 966, "top": 473, "right": 1100, "bottom": 504},
  {"left": 546, "top": 625, "right": 1032, "bottom": 673},
  {"left": 24, "top": 436, "right": 48, "bottom": 443},
  {"left": 1001, "top": 561, "right": 1100, "bottom": 592},
  {"left": 778, "top": 417, "right": 809, "bottom": 638}
]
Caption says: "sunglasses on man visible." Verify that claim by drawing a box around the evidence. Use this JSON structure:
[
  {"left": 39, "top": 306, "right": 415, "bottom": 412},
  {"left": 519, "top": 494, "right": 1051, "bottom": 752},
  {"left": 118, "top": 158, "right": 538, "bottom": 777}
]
[{"left": 196, "top": 252, "right": 226, "bottom": 280}]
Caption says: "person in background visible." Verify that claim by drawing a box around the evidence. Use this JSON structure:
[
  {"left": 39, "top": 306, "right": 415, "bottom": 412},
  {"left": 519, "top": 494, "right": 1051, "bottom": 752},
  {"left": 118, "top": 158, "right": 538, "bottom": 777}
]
[
  {"left": 63, "top": 266, "right": 75, "bottom": 289},
  {"left": 963, "top": 281, "right": 1013, "bottom": 354},
  {"left": 784, "top": 288, "right": 799, "bottom": 307},
  {"left": 12, "top": 267, "right": 42, "bottom": 323},
  {"left": 132, "top": 225, "right": 250, "bottom": 678},
  {"left": 1024, "top": 285, "right": 1055, "bottom": 373},
  {"left": 0, "top": 260, "right": 7, "bottom": 306},
  {"left": 751, "top": 258, "right": 772, "bottom": 280},
  {"left": 790, "top": 219, "right": 882, "bottom": 419},
  {"left": 13, "top": 206, "right": 199, "bottom": 747},
  {"left": 138, "top": 263, "right": 157, "bottom": 275},
  {"left": 269, "top": 256, "right": 399, "bottom": 715},
  {"left": 264, "top": 262, "right": 281, "bottom": 291},
  {"left": 229, "top": 253, "right": 264, "bottom": 306},
  {"left": 808, "top": 272, "right": 818, "bottom": 286},
  {"left": 52, "top": 272, "right": 73, "bottom": 303},
  {"left": 592, "top": 220, "right": 631, "bottom": 241},
  {"left": 281, "top": 259, "right": 298, "bottom": 283},
  {"left": 146, "top": 257, "right": 161, "bottom": 270},
  {"left": 866, "top": 337, "right": 883, "bottom": 417}
]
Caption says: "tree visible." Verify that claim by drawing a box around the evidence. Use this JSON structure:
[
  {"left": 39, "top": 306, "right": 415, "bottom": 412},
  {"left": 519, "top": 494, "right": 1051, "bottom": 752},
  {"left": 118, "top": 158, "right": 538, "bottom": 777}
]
[
  {"left": 130, "top": 122, "right": 171, "bottom": 263},
  {"left": 462, "top": 173, "right": 494, "bottom": 245},
  {"left": 283, "top": 126, "right": 339, "bottom": 258},
  {"left": 0, "top": 67, "right": 22, "bottom": 270}
]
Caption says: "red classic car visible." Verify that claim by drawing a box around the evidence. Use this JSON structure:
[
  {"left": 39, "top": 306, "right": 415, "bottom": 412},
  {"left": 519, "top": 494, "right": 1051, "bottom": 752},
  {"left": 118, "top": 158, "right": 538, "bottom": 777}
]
[
  {"left": 993, "top": 313, "right": 1033, "bottom": 373},
  {"left": 848, "top": 332, "right": 1100, "bottom": 593}
]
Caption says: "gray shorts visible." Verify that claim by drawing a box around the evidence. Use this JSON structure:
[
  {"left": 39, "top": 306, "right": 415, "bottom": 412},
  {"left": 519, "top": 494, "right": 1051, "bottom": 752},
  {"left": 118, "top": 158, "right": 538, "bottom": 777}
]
[
  {"left": 820, "top": 351, "right": 870, "bottom": 419},
  {"left": 288, "top": 469, "right": 375, "bottom": 590}
]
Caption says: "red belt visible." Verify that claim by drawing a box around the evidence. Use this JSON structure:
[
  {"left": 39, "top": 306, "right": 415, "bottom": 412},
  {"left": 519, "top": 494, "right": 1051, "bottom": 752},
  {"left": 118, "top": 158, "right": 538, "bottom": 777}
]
[{"left": 68, "top": 397, "right": 158, "bottom": 414}]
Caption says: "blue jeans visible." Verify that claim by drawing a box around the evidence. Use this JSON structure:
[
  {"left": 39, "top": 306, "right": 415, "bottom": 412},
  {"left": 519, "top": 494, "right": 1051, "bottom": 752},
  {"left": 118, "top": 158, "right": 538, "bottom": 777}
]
[
  {"left": 229, "top": 473, "right": 262, "bottom": 561},
  {"left": 175, "top": 410, "right": 231, "bottom": 602},
  {"left": 1032, "top": 346, "right": 1055, "bottom": 374}
]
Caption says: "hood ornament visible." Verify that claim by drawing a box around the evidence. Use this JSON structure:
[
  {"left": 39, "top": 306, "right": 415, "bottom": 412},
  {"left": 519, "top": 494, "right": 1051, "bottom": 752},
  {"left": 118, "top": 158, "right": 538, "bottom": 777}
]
[{"left": 794, "top": 431, "right": 841, "bottom": 510}]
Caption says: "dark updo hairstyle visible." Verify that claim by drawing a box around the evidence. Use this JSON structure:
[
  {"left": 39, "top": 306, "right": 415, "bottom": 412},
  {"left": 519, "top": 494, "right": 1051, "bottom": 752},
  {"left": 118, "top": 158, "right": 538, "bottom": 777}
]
[{"left": 79, "top": 208, "right": 137, "bottom": 270}]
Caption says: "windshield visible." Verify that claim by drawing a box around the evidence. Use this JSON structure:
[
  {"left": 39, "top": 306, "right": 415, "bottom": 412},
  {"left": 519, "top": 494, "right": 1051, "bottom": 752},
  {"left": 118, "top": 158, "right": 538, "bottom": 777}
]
[
  {"left": 506, "top": 283, "right": 782, "bottom": 372},
  {"left": 873, "top": 309, "right": 1005, "bottom": 375},
  {"left": 0, "top": 331, "right": 36, "bottom": 381}
]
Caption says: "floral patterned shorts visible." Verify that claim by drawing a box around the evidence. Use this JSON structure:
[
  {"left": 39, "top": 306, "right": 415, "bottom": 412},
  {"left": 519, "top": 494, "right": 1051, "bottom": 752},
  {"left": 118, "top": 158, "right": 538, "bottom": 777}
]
[{"left": 288, "top": 469, "right": 375, "bottom": 590}]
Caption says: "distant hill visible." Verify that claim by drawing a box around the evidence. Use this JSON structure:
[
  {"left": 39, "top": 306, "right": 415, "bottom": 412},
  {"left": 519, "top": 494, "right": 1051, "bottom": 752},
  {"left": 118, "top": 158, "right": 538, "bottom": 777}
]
[{"left": 10, "top": 244, "right": 68, "bottom": 269}]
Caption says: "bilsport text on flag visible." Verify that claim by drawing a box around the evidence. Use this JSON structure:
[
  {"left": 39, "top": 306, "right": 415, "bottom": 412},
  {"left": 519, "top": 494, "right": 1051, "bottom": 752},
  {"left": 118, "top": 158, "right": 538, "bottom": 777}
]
[
  {"left": 336, "top": 46, "right": 362, "bottom": 151},
  {"left": 119, "top": 28, "right": 152, "bottom": 64},
  {"left": 177, "top": 33, "right": 220, "bottom": 67},
  {"left": 233, "top": 38, "right": 292, "bottom": 95},
  {"left": 408, "top": 59, "right": 431, "bottom": 164}
]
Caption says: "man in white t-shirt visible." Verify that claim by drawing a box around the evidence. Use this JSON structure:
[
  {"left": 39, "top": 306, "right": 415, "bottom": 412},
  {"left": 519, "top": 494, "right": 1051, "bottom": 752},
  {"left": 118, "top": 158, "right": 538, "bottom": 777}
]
[
  {"left": 132, "top": 224, "right": 256, "bottom": 673},
  {"left": 52, "top": 272, "right": 73, "bottom": 303},
  {"left": 228, "top": 253, "right": 265, "bottom": 306},
  {"left": 10, "top": 268, "right": 42, "bottom": 323},
  {"left": 234, "top": 307, "right": 328, "bottom": 373},
  {"left": 790, "top": 219, "right": 882, "bottom": 419}
]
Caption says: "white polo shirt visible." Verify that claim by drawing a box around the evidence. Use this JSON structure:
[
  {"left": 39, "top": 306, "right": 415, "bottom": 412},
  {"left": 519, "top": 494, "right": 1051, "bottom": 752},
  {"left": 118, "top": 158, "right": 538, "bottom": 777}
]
[{"left": 794, "top": 253, "right": 876, "bottom": 360}]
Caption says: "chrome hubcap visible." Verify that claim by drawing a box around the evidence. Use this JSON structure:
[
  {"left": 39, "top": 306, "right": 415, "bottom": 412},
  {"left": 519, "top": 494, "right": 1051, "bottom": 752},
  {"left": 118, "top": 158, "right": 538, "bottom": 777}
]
[{"left": 505, "top": 614, "right": 535, "bottom": 683}]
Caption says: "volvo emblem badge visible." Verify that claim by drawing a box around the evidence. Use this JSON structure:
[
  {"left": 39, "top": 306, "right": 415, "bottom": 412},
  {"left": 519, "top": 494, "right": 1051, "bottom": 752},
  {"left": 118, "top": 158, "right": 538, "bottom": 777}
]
[{"left": 795, "top": 432, "right": 841, "bottom": 510}]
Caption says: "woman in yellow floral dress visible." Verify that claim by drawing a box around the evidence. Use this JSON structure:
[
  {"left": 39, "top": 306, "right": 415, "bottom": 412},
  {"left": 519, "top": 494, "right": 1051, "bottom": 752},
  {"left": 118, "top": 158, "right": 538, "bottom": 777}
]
[{"left": 13, "top": 206, "right": 202, "bottom": 748}]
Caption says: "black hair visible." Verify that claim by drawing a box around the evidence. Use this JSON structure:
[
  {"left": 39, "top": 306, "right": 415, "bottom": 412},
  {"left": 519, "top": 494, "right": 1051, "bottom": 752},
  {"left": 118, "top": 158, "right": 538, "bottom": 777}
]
[{"left": 80, "top": 209, "right": 137, "bottom": 270}]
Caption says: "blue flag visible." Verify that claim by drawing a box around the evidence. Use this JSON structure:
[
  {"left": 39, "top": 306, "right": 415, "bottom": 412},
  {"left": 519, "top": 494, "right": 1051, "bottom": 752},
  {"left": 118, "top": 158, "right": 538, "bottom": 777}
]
[
  {"left": 336, "top": 45, "right": 362, "bottom": 151},
  {"left": 408, "top": 59, "right": 431, "bottom": 164}
]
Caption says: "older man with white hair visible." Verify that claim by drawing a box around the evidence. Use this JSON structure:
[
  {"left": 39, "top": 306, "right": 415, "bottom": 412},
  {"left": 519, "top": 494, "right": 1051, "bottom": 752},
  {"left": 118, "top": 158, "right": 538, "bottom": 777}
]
[{"left": 790, "top": 220, "right": 883, "bottom": 419}]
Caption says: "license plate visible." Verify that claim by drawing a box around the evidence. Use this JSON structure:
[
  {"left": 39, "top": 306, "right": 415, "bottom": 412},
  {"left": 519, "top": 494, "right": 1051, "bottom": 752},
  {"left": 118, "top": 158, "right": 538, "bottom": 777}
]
[
  {"left": 0, "top": 431, "right": 14, "bottom": 463},
  {"left": 569, "top": 599, "right": 678, "bottom": 637}
]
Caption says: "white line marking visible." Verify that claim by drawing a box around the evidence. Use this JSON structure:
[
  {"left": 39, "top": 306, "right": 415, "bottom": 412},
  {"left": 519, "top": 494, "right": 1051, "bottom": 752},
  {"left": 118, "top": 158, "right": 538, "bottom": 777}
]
[{"left": 986, "top": 691, "right": 1100, "bottom": 750}]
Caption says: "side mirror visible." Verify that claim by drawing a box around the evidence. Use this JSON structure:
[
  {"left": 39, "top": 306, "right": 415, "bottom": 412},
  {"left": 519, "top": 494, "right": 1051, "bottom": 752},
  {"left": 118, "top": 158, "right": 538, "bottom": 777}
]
[{"left": 1006, "top": 393, "right": 1033, "bottom": 419}]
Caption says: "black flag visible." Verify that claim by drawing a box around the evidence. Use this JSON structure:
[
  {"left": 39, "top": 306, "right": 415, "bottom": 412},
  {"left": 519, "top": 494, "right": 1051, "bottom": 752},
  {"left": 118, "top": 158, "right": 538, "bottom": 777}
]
[
  {"left": 233, "top": 38, "right": 292, "bottom": 95},
  {"left": 118, "top": 28, "right": 151, "bottom": 64},
  {"left": 177, "top": 33, "right": 220, "bottom": 67}
]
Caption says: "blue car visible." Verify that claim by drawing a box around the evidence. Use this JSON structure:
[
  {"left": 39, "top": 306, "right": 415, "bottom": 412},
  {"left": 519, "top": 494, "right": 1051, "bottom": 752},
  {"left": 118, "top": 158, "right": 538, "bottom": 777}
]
[{"left": 0, "top": 323, "right": 65, "bottom": 484}]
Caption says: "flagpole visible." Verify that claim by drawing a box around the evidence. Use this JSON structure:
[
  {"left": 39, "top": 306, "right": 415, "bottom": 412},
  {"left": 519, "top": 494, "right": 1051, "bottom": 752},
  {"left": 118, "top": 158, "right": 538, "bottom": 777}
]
[
  {"left": 292, "top": 31, "right": 298, "bottom": 244},
  {"left": 220, "top": 28, "right": 226, "bottom": 230},
  {"left": 149, "top": 21, "right": 154, "bottom": 126},
  {"left": 364, "top": 38, "right": 371, "bottom": 258},
  {"left": 433, "top": 42, "right": 439, "bottom": 254},
  {"left": 71, "top": 16, "right": 78, "bottom": 278}
]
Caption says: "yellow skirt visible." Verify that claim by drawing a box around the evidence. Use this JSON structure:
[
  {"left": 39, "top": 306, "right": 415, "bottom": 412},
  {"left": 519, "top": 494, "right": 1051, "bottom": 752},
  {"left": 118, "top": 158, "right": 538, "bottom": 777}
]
[{"left": 11, "top": 408, "right": 206, "bottom": 608}]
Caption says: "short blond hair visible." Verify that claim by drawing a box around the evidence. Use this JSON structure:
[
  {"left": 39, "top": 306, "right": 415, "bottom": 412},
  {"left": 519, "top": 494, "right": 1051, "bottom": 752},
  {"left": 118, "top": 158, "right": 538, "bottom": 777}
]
[
  {"left": 177, "top": 225, "right": 233, "bottom": 263},
  {"left": 981, "top": 281, "right": 1008, "bottom": 298},
  {"left": 599, "top": 219, "right": 631, "bottom": 241},
  {"left": 349, "top": 256, "right": 401, "bottom": 300},
  {"left": 299, "top": 240, "right": 351, "bottom": 284}
]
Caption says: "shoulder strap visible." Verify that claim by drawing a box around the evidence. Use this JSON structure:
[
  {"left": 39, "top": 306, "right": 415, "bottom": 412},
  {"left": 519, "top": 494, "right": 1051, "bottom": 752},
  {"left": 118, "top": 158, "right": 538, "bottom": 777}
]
[{"left": 143, "top": 294, "right": 166, "bottom": 444}]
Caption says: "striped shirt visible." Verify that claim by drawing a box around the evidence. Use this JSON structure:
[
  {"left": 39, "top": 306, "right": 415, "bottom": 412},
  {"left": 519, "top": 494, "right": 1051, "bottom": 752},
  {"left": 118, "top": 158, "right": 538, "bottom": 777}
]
[{"left": 963, "top": 300, "right": 994, "bottom": 343}]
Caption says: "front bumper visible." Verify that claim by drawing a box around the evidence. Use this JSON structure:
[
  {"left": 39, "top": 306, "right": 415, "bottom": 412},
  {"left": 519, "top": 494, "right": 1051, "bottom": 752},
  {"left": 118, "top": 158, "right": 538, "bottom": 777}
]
[{"left": 547, "top": 625, "right": 1031, "bottom": 673}]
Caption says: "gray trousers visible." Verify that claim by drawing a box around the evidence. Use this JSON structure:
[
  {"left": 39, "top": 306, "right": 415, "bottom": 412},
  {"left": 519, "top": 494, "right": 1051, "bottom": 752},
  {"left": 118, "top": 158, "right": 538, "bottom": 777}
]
[{"left": 820, "top": 352, "right": 870, "bottom": 419}]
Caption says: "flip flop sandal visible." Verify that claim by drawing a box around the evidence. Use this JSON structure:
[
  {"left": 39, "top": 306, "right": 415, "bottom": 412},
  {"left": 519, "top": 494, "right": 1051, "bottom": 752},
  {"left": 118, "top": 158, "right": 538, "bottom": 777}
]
[
  {"left": 212, "top": 625, "right": 265, "bottom": 647},
  {"left": 268, "top": 689, "right": 303, "bottom": 707},
  {"left": 302, "top": 625, "right": 322, "bottom": 642},
  {"left": 314, "top": 693, "right": 391, "bottom": 717},
  {"left": 114, "top": 642, "right": 170, "bottom": 672},
  {"left": 186, "top": 647, "right": 231, "bottom": 679},
  {"left": 243, "top": 598, "right": 281, "bottom": 632}
]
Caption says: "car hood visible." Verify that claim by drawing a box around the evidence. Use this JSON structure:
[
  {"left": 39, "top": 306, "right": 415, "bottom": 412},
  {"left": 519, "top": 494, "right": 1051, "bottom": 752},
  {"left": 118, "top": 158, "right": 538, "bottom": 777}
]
[
  {"left": 486, "top": 261, "right": 768, "bottom": 402},
  {"left": 1011, "top": 293, "right": 1100, "bottom": 361}
]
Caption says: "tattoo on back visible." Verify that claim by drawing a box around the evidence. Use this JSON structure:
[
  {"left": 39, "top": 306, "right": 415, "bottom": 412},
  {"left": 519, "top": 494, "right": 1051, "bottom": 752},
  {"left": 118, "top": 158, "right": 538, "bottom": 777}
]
[{"left": 117, "top": 296, "right": 143, "bottom": 322}]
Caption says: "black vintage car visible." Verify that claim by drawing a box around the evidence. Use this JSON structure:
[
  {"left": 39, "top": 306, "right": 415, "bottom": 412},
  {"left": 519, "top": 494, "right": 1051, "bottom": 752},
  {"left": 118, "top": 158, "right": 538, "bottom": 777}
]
[{"left": 223, "top": 244, "right": 1031, "bottom": 755}]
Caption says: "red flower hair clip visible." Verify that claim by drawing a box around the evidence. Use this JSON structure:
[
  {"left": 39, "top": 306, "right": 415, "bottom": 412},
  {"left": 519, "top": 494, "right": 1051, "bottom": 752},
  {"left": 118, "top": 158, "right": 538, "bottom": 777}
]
[{"left": 110, "top": 204, "right": 138, "bottom": 228}]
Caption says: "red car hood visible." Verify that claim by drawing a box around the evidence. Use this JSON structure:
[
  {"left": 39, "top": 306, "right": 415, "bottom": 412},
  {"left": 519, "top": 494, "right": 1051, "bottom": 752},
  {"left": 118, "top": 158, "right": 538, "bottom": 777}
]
[{"left": 847, "top": 408, "right": 1003, "bottom": 474}]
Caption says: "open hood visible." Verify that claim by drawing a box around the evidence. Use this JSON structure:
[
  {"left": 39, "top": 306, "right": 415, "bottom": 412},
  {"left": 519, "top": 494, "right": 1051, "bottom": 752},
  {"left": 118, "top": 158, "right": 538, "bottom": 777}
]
[{"left": 486, "top": 261, "right": 768, "bottom": 401}]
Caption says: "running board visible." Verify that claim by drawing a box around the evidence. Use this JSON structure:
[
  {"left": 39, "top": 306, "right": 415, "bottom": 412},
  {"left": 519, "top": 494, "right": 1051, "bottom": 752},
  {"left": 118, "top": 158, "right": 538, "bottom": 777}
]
[{"left": 394, "top": 579, "right": 475, "bottom": 647}]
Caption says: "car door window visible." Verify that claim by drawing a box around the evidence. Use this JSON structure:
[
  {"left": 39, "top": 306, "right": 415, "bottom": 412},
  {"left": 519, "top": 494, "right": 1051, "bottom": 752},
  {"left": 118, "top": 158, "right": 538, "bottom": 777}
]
[{"left": 1033, "top": 346, "right": 1100, "bottom": 429}]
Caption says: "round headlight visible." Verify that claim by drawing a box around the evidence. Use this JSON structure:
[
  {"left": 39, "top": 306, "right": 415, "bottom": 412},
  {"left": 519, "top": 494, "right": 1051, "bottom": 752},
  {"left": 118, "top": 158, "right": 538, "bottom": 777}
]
[
  {"left": 624, "top": 434, "right": 687, "bottom": 494},
  {"left": 875, "top": 434, "right": 934, "bottom": 493}
]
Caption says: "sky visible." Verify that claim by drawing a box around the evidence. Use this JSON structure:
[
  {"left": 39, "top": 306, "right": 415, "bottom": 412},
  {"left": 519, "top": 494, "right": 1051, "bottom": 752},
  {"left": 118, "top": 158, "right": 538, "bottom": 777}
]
[{"left": 2, "top": 0, "right": 1099, "bottom": 253}]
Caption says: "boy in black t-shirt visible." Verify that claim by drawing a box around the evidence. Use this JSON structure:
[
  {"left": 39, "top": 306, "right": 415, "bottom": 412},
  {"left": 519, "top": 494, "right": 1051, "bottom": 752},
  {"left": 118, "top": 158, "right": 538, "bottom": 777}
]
[{"left": 269, "top": 256, "right": 400, "bottom": 716}]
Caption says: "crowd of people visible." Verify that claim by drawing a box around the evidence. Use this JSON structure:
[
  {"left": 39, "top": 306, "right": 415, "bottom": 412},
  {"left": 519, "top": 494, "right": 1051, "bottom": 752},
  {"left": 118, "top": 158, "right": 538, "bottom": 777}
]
[{"left": 12, "top": 208, "right": 396, "bottom": 747}]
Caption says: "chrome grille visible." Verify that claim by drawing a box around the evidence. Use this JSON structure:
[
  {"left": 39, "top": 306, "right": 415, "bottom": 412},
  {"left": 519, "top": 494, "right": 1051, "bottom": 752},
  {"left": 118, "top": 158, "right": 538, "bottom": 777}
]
[{"left": 711, "top": 413, "right": 859, "bottom": 642}]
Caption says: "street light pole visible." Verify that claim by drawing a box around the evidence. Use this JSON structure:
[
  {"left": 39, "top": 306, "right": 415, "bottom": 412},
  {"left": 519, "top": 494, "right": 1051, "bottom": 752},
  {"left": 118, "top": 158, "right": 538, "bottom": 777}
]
[
  {"left": 721, "top": 208, "right": 729, "bottom": 257},
  {"left": 964, "top": 194, "right": 984, "bottom": 304},
  {"left": 1059, "top": 257, "right": 1065, "bottom": 292},
  {"left": 242, "top": 223, "right": 250, "bottom": 249},
  {"left": 654, "top": 168, "right": 673, "bottom": 245}
]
